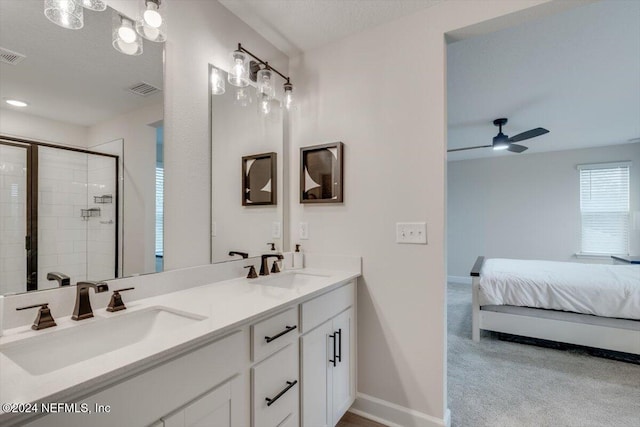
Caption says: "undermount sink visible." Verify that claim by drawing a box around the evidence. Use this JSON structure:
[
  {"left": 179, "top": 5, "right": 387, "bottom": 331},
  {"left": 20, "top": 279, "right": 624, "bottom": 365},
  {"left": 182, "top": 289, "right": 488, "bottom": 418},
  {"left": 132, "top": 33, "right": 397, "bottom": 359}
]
[
  {"left": 255, "top": 271, "right": 329, "bottom": 288},
  {"left": 0, "top": 307, "right": 206, "bottom": 376}
]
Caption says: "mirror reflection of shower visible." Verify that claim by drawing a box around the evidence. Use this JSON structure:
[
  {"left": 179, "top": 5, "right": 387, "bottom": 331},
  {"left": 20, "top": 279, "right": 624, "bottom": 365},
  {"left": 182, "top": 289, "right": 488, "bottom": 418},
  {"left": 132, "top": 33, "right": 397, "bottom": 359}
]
[{"left": 0, "top": 138, "right": 119, "bottom": 295}]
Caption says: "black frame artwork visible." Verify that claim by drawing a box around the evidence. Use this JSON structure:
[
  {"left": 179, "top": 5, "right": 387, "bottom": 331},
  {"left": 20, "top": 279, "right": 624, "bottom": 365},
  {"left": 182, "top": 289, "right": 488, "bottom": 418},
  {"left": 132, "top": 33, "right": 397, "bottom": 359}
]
[
  {"left": 300, "top": 142, "right": 344, "bottom": 203},
  {"left": 242, "top": 152, "right": 277, "bottom": 206}
]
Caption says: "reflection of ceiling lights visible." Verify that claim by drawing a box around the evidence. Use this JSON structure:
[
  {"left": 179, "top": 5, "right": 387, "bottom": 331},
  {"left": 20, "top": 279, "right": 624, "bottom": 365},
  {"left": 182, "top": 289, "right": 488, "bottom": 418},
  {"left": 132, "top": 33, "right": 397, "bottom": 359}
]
[
  {"left": 113, "top": 15, "right": 143, "bottom": 56},
  {"left": 136, "top": 0, "right": 167, "bottom": 43},
  {"left": 5, "top": 99, "right": 29, "bottom": 107},
  {"left": 43, "top": 0, "right": 166, "bottom": 55},
  {"left": 210, "top": 67, "right": 225, "bottom": 95},
  {"left": 44, "top": 0, "right": 84, "bottom": 30}
]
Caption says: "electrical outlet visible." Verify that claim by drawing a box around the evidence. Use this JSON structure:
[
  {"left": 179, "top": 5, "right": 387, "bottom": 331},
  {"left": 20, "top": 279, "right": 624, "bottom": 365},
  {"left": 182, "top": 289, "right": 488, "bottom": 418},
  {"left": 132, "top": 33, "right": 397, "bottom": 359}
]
[
  {"left": 299, "top": 222, "right": 309, "bottom": 240},
  {"left": 396, "top": 222, "right": 427, "bottom": 244},
  {"left": 272, "top": 222, "right": 281, "bottom": 238}
]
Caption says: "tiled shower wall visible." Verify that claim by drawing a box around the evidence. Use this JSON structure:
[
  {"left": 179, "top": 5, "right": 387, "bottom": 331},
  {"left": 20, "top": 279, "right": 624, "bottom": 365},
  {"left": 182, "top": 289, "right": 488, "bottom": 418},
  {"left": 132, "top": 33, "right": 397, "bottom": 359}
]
[
  {"left": 37, "top": 147, "right": 116, "bottom": 290},
  {"left": 38, "top": 147, "right": 89, "bottom": 290},
  {"left": 0, "top": 145, "right": 27, "bottom": 295}
]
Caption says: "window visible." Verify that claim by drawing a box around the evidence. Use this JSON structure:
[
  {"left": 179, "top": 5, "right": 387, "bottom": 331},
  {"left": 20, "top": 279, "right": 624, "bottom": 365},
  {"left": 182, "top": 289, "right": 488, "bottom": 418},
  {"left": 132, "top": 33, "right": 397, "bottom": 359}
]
[{"left": 579, "top": 162, "right": 630, "bottom": 255}]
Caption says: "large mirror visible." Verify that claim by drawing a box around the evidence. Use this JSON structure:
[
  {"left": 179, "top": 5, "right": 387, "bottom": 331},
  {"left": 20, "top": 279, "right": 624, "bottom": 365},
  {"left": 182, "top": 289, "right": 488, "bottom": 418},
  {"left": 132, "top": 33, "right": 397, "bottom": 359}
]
[
  {"left": 210, "top": 66, "right": 285, "bottom": 263},
  {"left": 0, "top": 1, "right": 164, "bottom": 295}
]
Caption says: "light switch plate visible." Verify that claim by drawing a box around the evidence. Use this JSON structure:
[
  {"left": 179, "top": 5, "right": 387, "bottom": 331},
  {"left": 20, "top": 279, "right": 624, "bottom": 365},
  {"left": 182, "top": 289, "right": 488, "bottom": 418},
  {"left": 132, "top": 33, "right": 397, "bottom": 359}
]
[
  {"left": 396, "top": 222, "right": 427, "bottom": 244},
  {"left": 299, "top": 222, "right": 309, "bottom": 240},
  {"left": 272, "top": 222, "right": 281, "bottom": 238}
]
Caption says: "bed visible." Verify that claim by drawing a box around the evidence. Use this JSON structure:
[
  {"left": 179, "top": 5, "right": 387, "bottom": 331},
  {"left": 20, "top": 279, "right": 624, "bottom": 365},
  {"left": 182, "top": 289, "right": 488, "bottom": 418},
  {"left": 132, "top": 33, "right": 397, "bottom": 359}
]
[{"left": 470, "top": 257, "right": 640, "bottom": 355}]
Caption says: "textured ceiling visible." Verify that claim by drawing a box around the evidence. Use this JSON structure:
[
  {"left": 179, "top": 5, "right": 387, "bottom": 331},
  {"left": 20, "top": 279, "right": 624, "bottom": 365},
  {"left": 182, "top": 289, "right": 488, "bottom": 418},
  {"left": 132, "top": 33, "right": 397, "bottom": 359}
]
[
  {"left": 447, "top": 0, "right": 640, "bottom": 161},
  {"left": 0, "top": 1, "right": 163, "bottom": 127},
  {"left": 218, "top": 0, "right": 442, "bottom": 56}
]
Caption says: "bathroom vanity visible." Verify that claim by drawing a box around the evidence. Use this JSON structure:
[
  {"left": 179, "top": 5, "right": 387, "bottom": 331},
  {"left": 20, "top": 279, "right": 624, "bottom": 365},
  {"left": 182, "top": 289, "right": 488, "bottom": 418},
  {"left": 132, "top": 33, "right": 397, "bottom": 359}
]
[{"left": 0, "top": 258, "right": 360, "bottom": 427}]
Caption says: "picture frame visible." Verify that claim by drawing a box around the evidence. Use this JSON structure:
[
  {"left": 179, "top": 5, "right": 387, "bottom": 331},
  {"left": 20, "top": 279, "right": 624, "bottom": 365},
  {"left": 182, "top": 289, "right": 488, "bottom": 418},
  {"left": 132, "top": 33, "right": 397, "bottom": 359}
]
[
  {"left": 242, "top": 152, "right": 277, "bottom": 206},
  {"left": 300, "top": 142, "right": 344, "bottom": 203}
]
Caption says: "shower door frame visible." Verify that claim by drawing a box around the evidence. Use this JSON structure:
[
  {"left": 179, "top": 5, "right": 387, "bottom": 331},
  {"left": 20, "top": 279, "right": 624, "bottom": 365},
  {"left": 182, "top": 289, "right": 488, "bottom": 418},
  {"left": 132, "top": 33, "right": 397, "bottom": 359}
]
[{"left": 0, "top": 135, "right": 120, "bottom": 291}]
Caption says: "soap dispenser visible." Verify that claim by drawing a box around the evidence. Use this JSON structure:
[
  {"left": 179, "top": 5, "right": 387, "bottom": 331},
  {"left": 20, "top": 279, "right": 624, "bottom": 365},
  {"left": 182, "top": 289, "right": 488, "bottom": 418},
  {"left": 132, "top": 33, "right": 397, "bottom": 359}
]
[{"left": 293, "top": 244, "right": 303, "bottom": 269}]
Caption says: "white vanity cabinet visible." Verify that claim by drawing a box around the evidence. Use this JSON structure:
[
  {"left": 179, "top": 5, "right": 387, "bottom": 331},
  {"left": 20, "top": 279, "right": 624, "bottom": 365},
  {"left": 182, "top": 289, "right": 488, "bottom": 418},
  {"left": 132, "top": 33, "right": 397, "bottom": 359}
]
[
  {"left": 20, "top": 278, "right": 356, "bottom": 427},
  {"left": 300, "top": 282, "right": 356, "bottom": 427}
]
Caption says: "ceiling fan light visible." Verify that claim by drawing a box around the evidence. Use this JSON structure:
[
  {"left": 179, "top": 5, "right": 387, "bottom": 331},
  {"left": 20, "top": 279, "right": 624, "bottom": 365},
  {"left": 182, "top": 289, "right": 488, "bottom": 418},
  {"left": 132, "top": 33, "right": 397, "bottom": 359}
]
[{"left": 493, "top": 144, "right": 509, "bottom": 151}]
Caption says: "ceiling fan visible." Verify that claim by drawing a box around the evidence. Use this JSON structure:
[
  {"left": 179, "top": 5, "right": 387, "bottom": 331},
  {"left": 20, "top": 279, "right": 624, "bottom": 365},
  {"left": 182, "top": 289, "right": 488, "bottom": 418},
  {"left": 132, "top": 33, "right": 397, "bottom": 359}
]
[{"left": 448, "top": 118, "right": 549, "bottom": 153}]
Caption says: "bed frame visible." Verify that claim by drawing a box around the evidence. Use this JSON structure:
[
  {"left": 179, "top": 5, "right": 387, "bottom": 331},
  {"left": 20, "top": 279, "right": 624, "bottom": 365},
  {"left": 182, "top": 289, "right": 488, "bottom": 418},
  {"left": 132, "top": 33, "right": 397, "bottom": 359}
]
[{"left": 470, "top": 256, "right": 640, "bottom": 355}]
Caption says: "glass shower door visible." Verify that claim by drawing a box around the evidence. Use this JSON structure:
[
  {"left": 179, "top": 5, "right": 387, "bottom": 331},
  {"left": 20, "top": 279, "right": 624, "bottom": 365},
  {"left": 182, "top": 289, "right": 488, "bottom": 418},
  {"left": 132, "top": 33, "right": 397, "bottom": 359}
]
[{"left": 0, "top": 142, "right": 28, "bottom": 294}]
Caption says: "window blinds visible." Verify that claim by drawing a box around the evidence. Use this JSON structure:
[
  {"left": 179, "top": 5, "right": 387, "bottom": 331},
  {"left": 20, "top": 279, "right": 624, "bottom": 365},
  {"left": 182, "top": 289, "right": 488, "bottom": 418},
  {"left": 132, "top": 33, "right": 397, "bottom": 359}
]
[
  {"left": 579, "top": 163, "right": 630, "bottom": 255},
  {"left": 155, "top": 166, "right": 164, "bottom": 257}
]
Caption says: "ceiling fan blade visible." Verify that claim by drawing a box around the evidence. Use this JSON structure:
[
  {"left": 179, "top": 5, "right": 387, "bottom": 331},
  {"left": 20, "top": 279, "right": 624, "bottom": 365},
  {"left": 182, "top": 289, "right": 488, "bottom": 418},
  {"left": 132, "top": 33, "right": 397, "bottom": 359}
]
[
  {"left": 507, "top": 144, "right": 528, "bottom": 153},
  {"left": 509, "top": 127, "right": 549, "bottom": 143},
  {"left": 447, "top": 144, "right": 492, "bottom": 152}
]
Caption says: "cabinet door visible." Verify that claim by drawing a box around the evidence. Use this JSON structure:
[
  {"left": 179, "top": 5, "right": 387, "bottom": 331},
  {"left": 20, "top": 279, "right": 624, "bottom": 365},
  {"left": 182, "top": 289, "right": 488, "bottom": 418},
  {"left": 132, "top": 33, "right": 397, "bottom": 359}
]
[
  {"left": 300, "top": 320, "right": 333, "bottom": 427},
  {"left": 162, "top": 376, "right": 243, "bottom": 427},
  {"left": 331, "top": 308, "right": 354, "bottom": 425}
]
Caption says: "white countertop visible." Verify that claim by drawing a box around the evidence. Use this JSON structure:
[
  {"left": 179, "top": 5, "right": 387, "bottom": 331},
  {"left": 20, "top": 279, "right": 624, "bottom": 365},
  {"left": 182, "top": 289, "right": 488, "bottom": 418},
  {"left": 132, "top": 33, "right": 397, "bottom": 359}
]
[{"left": 0, "top": 268, "right": 359, "bottom": 423}]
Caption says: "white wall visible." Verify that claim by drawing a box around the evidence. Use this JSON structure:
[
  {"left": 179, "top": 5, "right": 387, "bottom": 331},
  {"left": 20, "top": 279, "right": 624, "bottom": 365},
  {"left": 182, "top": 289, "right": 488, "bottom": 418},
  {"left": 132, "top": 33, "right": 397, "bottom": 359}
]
[
  {"left": 447, "top": 143, "right": 640, "bottom": 277},
  {"left": 162, "top": 0, "right": 288, "bottom": 270},
  {"left": 0, "top": 108, "right": 88, "bottom": 148},
  {"left": 87, "top": 103, "right": 162, "bottom": 276},
  {"left": 287, "top": 1, "right": 572, "bottom": 424}
]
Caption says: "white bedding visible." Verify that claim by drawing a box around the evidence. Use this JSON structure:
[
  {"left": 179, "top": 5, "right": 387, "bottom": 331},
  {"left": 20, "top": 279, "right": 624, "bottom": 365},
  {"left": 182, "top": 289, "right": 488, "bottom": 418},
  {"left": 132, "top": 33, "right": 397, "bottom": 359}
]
[{"left": 478, "top": 258, "right": 640, "bottom": 320}]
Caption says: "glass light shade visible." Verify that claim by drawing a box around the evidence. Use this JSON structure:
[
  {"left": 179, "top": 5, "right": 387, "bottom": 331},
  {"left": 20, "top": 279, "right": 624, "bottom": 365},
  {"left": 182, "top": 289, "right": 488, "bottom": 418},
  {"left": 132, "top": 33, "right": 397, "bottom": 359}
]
[
  {"left": 135, "top": 0, "right": 166, "bottom": 42},
  {"left": 44, "top": 0, "right": 84, "bottom": 30},
  {"left": 113, "top": 14, "right": 143, "bottom": 56},
  {"left": 81, "top": 0, "right": 106, "bottom": 11},
  {"left": 257, "top": 92, "right": 272, "bottom": 116},
  {"left": 234, "top": 87, "right": 252, "bottom": 107},
  {"left": 228, "top": 51, "right": 249, "bottom": 88},
  {"left": 284, "top": 85, "right": 294, "bottom": 110},
  {"left": 256, "top": 68, "right": 275, "bottom": 98},
  {"left": 211, "top": 68, "right": 225, "bottom": 95}
]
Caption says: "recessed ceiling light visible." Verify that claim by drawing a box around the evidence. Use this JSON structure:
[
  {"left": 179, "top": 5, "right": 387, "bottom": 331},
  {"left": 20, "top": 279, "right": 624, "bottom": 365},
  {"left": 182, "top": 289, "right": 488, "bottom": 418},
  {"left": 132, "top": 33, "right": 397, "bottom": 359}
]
[{"left": 5, "top": 99, "right": 28, "bottom": 107}]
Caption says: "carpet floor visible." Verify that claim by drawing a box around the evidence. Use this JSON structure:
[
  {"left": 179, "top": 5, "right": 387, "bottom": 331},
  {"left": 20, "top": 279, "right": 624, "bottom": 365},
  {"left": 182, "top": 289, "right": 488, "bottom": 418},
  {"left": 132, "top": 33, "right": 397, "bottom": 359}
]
[{"left": 447, "top": 282, "right": 640, "bottom": 427}]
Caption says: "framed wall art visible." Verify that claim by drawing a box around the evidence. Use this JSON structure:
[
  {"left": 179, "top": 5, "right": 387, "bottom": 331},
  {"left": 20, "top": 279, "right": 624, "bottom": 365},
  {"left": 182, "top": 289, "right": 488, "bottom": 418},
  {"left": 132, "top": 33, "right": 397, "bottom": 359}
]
[
  {"left": 300, "top": 142, "right": 343, "bottom": 203},
  {"left": 242, "top": 152, "right": 277, "bottom": 206}
]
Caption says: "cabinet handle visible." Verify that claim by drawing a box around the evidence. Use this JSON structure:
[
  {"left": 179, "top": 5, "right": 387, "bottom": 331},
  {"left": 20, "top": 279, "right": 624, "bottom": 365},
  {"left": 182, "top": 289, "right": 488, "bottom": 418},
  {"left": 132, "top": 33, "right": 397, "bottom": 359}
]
[
  {"left": 337, "top": 328, "right": 342, "bottom": 363},
  {"left": 265, "top": 325, "right": 297, "bottom": 343},
  {"left": 265, "top": 380, "right": 298, "bottom": 407},
  {"left": 329, "top": 333, "right": 337, "bottom": 367}
]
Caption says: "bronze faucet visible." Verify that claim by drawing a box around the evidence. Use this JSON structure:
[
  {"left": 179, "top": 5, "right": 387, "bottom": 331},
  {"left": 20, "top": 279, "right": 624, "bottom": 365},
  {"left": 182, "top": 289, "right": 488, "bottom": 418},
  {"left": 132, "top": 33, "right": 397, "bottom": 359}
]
[
  {"left": 72, "top": 281, "right": 109, "bottom": 320},
  {"left": 260, "top": 254, "right": 284, "bottom": 276}
]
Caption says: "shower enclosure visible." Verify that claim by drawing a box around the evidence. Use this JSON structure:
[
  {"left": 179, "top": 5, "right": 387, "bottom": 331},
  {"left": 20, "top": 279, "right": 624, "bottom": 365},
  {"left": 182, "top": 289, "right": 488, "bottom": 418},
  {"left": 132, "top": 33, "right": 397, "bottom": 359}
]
[{"left": 0, "top": 137, "right": 118, "bottom": 294}]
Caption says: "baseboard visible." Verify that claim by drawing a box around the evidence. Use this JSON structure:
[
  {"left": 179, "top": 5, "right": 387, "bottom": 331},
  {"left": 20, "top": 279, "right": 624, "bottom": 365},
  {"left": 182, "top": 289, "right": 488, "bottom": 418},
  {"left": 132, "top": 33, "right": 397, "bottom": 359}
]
[
  {"left": 350, "top": 393, "right": 450, "bottom": 427},
  {"left": 447, "top": 275, "right": 471, "bottom": 285}
]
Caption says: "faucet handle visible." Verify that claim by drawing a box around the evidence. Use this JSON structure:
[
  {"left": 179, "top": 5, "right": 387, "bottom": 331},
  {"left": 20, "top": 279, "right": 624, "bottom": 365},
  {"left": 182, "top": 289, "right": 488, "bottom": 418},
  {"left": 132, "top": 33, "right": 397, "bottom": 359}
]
[
  {"left": 106, "top": 287, "right": 135, "bottom": 312},
  {"left": 245, "top": 265, "right": 258, "bottom": 279},
  {"left": 267, "top": 242, "right": 276, "bottom": 251},
  {"left": 271, "top": 260, "right": 281, "bottom": 274},
  {"left": 16, "top": 303, "right": 57, "bottom": 330}
]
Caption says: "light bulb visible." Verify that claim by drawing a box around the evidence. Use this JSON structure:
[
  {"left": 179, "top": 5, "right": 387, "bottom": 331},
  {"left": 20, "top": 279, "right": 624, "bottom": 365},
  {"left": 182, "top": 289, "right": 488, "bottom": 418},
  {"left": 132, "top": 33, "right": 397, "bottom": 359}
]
[
  {"left": 118, "top": 20, "right": 137, "bottom": 43},
  {"left": 257, "top": 68, "right": 275, "bottom": 98},
  {"left": 143, "top": 2, "right": 162, "bottom": 28},
  {"left": 284, "top": 83, "right": 294, "bottom": 110},
  {"left": 228, "top": 50, "right": 249, "bottom": 87},
  {"left": 493, "top": 144, "right": 509, "bottom": 151}
]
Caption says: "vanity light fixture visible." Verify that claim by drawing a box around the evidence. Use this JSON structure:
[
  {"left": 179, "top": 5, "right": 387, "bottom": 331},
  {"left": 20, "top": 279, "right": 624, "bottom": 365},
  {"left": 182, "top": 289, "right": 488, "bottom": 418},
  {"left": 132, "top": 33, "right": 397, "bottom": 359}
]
[
  {"left": 225, "top": 43, "right": 295, "bottom": 111},
  {"left": 136, "top": 0, "right": 167, "bottom": 42},
  {"left": 5, "top": 99, "right": 29, "bottom": 107},
  {"left": 234, "top": 87, "right": 253, "bottom": 107},
  {"left": 81, "top": 0, "right": 107, "bottom": 11},
  {"left": 210, "top": 67, "right": 225, "bottom": 95},
  {"left": 113, "top": 14, "right": 143, "bottom": 56},
  {"left": 44, "top": 0, "right": 84, "bottom": 30}
]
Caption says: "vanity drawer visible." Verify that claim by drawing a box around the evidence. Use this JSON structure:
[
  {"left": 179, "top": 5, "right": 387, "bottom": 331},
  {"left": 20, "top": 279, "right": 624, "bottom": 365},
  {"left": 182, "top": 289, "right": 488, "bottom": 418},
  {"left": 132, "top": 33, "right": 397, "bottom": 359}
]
[
  {"left": 252, "top": 343, "right": 299, "bottom": 427},
  {"left": 251, "top": 307, "right": 298, "bottom": 362},
  {"left": 301, "top": 281, "right": 354, "bottom": 332}
]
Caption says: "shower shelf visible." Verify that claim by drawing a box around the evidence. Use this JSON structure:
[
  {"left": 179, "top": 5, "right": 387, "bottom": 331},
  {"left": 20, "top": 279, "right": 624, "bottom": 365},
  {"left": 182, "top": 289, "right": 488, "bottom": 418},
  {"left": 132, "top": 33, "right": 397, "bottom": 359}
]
[
  {"left": 81, "top": 208, "right": 101, "bottom": 221},
  {"left": 94, "top": 194, "right": 113, "bottom": 204}
]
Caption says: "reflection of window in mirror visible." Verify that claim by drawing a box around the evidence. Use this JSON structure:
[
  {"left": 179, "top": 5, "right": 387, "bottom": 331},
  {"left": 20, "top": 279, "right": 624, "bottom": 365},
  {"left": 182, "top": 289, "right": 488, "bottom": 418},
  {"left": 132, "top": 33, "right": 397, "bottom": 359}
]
[{"left": 156, "top": 126, "right": 164, "bottom": 273}]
